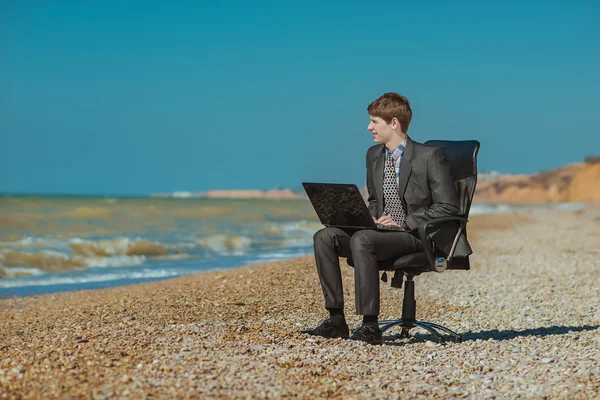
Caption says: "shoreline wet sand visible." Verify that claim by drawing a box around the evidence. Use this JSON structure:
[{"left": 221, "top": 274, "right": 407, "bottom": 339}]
[{"left": 1, "top": 210, "right": 599, "bottom": 399}]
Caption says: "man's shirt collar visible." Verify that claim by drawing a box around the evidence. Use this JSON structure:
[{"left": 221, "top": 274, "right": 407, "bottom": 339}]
[{"left": 385, "top": 139, "right": 407, "bottom": 162}]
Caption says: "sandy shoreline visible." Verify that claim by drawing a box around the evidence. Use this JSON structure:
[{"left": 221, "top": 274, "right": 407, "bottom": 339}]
[{"left": 1, "top": 210, "right": 599, "bottom": 399}]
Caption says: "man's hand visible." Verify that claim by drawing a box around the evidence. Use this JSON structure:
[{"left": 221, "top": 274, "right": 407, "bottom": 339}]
[
  {"left": 373, "top": 216, "right": 410, "bottom": 230},
  {"left": 375, "top": 215, "right": 400, "bottom": 227}
]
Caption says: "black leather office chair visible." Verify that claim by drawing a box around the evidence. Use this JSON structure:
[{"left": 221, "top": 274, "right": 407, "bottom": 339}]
[{"left": 348, "top": 140, "right": 480, "bottom": 343}]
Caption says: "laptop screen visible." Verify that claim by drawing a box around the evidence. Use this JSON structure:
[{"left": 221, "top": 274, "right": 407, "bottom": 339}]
[{"left": 302, "top": 183, "right": 375, "bottom": 228}]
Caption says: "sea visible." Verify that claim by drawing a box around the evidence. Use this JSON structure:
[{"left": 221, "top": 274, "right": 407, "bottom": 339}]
[{"left": 0, "top": 195, "right": 583, "bottom": 298}]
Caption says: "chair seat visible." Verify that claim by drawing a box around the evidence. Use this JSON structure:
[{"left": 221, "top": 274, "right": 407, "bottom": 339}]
[
  {"left": 347, "top": 252, "right": 430, "bottom": 271},
  {"left": 348, "top": 253, "right": 469, "bottom": 272},
  {"left": 392, "top": 253, "right": 429, "bottom": 269}
]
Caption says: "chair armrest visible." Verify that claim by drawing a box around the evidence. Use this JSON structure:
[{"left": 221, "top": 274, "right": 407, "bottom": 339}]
[{"left": 417, "top": 216, "right": 467, "bottom": 272}]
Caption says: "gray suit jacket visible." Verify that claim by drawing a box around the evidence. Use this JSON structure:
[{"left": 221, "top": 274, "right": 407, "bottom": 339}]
[{"left": 365, "top": 136, "right": 472, "bottom": 258}]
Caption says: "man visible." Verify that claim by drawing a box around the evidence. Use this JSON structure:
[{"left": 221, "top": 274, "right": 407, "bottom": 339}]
[{"left": 301, "top": 92, "right": 461, "bottom": 345}]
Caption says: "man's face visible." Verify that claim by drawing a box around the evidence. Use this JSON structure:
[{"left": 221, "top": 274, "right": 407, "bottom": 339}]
[{"left": 367, "top": 115, "right": 397, "bottom": 144}]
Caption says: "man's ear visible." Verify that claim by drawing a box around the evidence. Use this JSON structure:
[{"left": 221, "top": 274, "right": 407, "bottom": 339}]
[{"left": 391, "top": 117, "right": 401, "bottom": 131}]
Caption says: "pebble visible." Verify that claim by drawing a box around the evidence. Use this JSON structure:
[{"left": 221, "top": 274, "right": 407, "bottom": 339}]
[{"left": 469, "top": 374, "right": 485, "bottom": 380}]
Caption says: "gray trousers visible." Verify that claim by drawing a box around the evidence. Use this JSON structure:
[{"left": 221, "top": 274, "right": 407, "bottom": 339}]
[{"left": 313, "top": 227, "right": 423, "bottom": 316}]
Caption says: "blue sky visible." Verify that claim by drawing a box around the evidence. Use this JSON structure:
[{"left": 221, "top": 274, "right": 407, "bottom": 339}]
[{"left": 1, "top": 1, "right": 599, "bottom": 195}]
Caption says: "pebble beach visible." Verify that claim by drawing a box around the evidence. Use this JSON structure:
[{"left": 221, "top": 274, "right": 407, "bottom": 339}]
[{"left": 1, "top": 209, "right": 599, "bottom": 399}]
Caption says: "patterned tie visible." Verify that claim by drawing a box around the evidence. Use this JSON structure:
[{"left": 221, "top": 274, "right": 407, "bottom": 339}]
[{"left": 383, "top": 152, "right": 406, "bottom": 224}]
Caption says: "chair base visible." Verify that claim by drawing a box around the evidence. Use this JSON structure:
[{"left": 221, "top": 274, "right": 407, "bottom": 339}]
[
  {"left": 378, "top": 319, "right": 462, "bottom": 343},
  {"left": 379, "top": 274, "right": 463, "bottom": 344}
]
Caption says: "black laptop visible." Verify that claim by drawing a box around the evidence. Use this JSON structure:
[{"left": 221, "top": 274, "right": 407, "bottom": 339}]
[{"left": 302, "top": 182, "right": 407, "bottom": 232}]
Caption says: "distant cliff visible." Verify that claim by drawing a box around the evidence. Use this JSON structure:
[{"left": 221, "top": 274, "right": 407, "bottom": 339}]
[{"left": 475, "top": 159, "right": 600, "bottom": 203}]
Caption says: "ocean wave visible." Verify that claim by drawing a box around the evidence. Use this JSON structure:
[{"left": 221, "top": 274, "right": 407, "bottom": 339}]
[
  {"left": 151, "top": 253, "right": 195, "bottom": 261},
  {"left": 0, "top": 269, "right": 180, "bottom": 288},
  {"left": 0, "top": 266, "right": 46, "bottom": 278},
  {"left": 0, "top": 239, "right": 192, "bottom": 275},
  {"left": 80, "top": 255, "right": 147, "bottom": 268},
  {"left": 0, "top": 236, "right": 179, "bottom": 258},
  {"left": 274, "top": 220, "right": 323, "bottom": 248},
  {"left": 243, "top": 249, "right": 313, "bottom": 265},
  {"left": 254, "top": 250, "right": 312, "bottom": 259},
  {"left": 0, "top": 250, "right": 85, "bottom": 273},
  {"left": 68, "top": 237, "right": 170, "bottom": 257},
  {"left": 262, "top": 220, "right": 323, "bottom": 236},
  {"left": 196, "top": 233, "right": 253, "bottom": 255},
  {"left": 0, "top": 249, "right": 150, "bottom": 273},
  {"left": 0, "top": 237, "right": 69, "bottom": 249}
]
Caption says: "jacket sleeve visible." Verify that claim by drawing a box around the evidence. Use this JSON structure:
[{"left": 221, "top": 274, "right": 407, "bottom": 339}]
[
  {"left": 405, "top": 147, "right": 459, "bottom": 229},
  {"left": 366, "top": 150, "right": 378, "bottom": 218}
]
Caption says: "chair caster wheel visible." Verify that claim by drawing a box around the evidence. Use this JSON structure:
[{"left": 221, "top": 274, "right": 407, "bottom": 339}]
[
  {"left": 400, "top": 328, "right": 410, "bottom": 339},
  {"left": 454, "top": 336, "right": 462, "bottom": 343},
  {"left": 437, "top": 337, "right": 445, "bottom": 344}
]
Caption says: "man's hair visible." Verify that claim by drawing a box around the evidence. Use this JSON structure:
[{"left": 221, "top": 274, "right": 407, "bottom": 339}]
[{"left": 367, "top": 92, "right": 412, "bottom": 133}]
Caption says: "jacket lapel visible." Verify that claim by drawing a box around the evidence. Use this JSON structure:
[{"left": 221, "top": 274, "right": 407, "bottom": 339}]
[
  {"left": 397, "top": 137, "right": 414, "bottom": 198},
  {"left": 373, "top": 145, "right": 385, "bottom": 215}
]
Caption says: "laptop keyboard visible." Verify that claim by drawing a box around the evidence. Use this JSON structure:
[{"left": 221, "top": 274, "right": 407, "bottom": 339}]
[{"left": 376, "top": 224, "right": 409, "bottom": 232}]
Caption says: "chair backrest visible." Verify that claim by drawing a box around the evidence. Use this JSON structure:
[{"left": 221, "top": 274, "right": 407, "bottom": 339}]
[{"left": 424, "top": 140, "right": 480, "bottom": 218}]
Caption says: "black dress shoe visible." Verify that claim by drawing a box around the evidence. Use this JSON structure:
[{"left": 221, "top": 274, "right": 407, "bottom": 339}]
[
  {"left": 348, "top": 325, "right": 383, "bottom": 345},
  {"left": 300, "top": 319, "right": 350, "bottom": 339}
]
